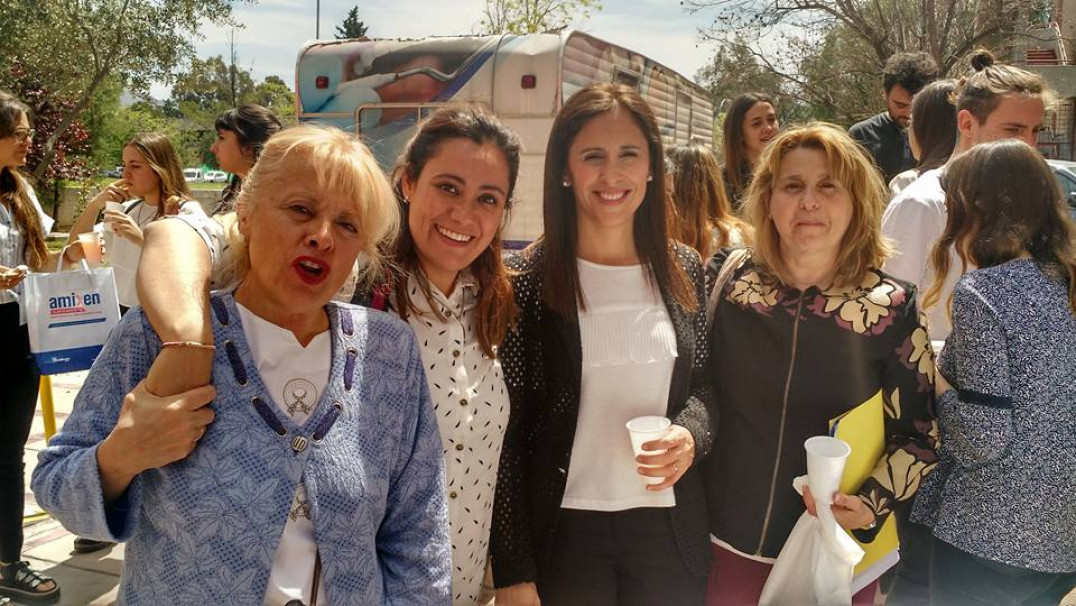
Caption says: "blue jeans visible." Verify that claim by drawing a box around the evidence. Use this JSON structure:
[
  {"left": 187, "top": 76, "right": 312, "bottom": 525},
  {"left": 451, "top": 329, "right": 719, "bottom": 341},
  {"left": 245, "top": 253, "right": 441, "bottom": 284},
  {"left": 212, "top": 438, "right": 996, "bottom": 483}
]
[{"left": 931, "top": 538, "right": 1076, "bottom": 605}]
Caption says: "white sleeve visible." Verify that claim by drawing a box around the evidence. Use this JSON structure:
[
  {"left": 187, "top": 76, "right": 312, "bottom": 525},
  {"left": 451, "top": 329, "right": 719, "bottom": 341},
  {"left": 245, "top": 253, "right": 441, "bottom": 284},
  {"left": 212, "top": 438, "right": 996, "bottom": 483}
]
[
  {"left": 881, "top": 191, "right": 946, "bottom": 291},
  {"left": 23, "top": 180, "right": 55, "bottom": 235},
  {"left": 169, "top": 202, "right": 225, "bottom": 268}
]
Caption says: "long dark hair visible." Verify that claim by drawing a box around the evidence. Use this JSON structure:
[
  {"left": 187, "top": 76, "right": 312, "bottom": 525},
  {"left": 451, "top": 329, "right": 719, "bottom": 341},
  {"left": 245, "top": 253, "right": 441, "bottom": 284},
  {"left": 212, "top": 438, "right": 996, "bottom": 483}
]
[
  {"left": 391, "top": 104, "right": 520, "bottom": 357},
  {"left": 910, "top": 79, "right": 957, "bottom": 173},
  {"left": 723, "top": 92, "right": 775, "bottom": 199},
  {"left": 926, "top": 139, "right": 1076, "bottom": 314},
  {"left": 215, "top": 104, "right": 283, "bottom": 213},
  {"left": 0, "top": 91, "right": 48, "bottom": 270},
  {"left": 666, "top": 143, "right": 751, "bottom": 259},
  {"left": 538, "top": 82, "right": 695, "bottom": 318}
]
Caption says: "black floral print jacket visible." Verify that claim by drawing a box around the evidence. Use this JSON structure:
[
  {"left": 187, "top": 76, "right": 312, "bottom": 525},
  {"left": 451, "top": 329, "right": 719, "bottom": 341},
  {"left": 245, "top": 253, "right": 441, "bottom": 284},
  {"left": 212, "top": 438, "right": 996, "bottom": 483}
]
[{"left": 701, "top": 249, "right": 939, "bottom": 558}]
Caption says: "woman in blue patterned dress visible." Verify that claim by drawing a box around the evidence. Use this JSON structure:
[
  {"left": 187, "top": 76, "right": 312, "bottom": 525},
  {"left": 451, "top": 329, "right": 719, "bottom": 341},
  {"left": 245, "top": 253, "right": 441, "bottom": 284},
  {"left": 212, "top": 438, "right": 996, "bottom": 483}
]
[
  {"left": 31, "top": 126, "right": 452, "bottom": 605},
  {"left": 914, "top": 139, "right": 1076, "bottom": 605}
]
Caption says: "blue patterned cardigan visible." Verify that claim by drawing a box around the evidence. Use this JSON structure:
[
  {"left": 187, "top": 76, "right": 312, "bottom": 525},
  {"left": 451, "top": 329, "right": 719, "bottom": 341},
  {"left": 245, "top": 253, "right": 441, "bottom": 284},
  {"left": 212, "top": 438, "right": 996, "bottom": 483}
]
[{"left": 32, "top": 294, "right": 452, "bottom": 605}]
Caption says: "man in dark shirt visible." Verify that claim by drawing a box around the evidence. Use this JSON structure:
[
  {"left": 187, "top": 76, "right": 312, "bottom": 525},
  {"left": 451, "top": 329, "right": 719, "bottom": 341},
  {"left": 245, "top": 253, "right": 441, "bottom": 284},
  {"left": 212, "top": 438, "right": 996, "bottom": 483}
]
[{"left": 849, "top": 52, "right": 939, "bottom": 184}]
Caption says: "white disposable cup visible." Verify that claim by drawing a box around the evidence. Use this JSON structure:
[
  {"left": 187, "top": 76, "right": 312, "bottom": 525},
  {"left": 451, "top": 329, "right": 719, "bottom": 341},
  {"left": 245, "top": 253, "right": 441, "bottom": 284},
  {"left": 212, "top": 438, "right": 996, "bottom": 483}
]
[
  {"left": 77, "top": 231, "right": 103, "bottom": 265},
  {"left": 626, "top": 415, "right": 671, "bottom": 485},
  {"left": 103, "top": 201, "right": 124, "bottom": 232},
  {"left": 804, "top": 436, "right": 851, "bottom": 506}
]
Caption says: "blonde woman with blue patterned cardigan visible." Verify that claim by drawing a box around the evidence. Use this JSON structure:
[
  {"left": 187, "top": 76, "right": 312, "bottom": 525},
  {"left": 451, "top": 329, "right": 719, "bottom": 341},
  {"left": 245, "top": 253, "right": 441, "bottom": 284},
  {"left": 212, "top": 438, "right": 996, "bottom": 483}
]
[{"left": 32, "top": 126, "right": 451, "bottom": 604}]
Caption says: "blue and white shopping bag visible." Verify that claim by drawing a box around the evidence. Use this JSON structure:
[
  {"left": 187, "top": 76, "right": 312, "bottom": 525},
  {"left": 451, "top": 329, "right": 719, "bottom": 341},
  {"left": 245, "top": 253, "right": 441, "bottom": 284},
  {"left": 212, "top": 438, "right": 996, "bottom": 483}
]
[{"left": 23, "top": 262, "right": 120, "bottom": 374}]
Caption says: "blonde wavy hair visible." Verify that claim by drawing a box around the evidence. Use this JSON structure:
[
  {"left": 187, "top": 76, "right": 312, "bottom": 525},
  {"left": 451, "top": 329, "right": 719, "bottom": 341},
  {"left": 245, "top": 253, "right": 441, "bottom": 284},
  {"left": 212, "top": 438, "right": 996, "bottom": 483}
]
[
  {"left": 216, "top": 125, "right": 399, "bottom": 291},
  {"left": 742, "top": 122, "right": 891, "bottom": 287},
  {"left": 125, "top": 132, "right": 193, "bottom": 218}
]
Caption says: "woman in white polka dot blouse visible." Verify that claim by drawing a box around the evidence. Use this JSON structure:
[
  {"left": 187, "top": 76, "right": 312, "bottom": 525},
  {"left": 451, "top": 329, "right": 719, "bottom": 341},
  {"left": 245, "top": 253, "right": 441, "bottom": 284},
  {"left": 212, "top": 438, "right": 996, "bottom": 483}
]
[{"left": 351, "top": 105, "right": 521, "bottom": 605}]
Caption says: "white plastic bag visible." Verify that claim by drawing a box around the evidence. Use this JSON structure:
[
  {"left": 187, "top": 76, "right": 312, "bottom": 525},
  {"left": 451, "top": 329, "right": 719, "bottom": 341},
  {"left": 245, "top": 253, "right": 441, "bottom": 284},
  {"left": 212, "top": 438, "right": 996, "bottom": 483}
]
[
  {"left": 23, "top": 260, "right": 120, "bottom": 374},
  {"left": 759, "top": 476, "right": 865, "bottom": 606}
]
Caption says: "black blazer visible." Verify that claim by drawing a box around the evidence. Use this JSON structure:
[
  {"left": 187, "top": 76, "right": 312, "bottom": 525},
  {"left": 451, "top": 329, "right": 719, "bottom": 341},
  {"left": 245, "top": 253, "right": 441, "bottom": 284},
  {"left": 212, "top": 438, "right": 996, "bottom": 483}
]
[{"left": 490, "top": 241, "right": 716, "bottom": 588}]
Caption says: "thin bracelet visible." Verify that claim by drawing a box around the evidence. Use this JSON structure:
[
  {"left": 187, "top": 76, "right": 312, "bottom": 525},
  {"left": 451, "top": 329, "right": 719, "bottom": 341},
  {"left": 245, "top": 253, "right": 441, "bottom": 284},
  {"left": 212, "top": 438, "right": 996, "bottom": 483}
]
[{"left": 161, "top": 341, "right": 216, "bottom": 351}]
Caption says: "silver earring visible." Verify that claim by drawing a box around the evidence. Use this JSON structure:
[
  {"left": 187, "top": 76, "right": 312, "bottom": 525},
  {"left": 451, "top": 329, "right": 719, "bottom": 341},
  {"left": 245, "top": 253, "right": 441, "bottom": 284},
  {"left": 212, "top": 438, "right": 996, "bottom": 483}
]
[
  {"left": 402, "top": 196, "right": 410, "bottom": 205},
  {"left": 562, "top": 180, "right": 571, "bottom": 188},
  {"left": 646, "top": 174, "right": 653, "bottom": 182}
]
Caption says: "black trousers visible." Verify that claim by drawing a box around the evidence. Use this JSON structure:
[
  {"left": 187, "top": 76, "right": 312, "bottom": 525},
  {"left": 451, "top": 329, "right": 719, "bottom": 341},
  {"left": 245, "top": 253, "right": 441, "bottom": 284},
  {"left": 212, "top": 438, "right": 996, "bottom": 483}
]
[
  {"left": 883, "top": 501, "right": 934, "bottom": 605},
  {"left": 539, "top": 508, "right": 706, "bottom": 606},
  {"left": 0, "top": 302, "right": 40, "bottom": 563},
  {"left": 931, "top": 537, "right": 1076, "bottom": 606}
]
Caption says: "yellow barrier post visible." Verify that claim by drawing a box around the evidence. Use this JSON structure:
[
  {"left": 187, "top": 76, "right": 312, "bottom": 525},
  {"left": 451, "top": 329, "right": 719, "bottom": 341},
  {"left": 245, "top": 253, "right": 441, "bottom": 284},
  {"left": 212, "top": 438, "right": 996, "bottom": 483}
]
[{"left": 39, "top": 375, "right": 56, "bottom": 442}]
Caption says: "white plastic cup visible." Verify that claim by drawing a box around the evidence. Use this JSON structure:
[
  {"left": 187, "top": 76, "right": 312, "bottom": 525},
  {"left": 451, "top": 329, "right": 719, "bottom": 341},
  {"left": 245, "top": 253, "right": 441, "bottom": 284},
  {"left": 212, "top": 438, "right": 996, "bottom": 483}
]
[
  {"left": 626, "top": 415, "right": 671, "bottom": 485},
  {"left": 77, "top": 231, "right": 103, "bottom": 265},
  {"left": 103, "top": 201, "right": 124, "bottom": 232},
  {"left": 804, "top": 436, "right": 851, "bottom": 506}
]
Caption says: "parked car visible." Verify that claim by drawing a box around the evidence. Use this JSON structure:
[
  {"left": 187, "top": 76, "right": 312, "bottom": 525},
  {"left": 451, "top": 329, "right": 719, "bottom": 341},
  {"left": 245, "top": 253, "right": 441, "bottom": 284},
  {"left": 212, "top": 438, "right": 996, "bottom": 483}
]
[
  {"left": 103, "top": 166, "right": 123, "bottom": 178},
  {"left": 183, "top": 168, "right": 204, "bottom": 183},
  {"left": 1046, "top": 159, "right": 1076, "bottom": 219},
  {"left": 203, "top": 170, "right": 229, "bottom": 183}
]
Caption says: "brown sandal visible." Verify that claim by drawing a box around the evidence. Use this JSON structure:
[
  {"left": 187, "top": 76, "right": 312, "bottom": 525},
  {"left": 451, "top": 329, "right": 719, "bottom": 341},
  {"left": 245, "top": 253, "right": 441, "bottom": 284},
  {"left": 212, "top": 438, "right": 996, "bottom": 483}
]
[{"left": 0, "top": 561, "right": 60, "bottom": 604}]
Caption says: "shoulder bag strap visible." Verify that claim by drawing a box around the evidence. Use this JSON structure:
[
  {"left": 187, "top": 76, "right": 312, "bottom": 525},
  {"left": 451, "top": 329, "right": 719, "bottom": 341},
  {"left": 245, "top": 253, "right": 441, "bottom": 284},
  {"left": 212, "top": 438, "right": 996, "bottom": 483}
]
[{"left": 706, "top": 248, "right": 749, "bottom": 335}]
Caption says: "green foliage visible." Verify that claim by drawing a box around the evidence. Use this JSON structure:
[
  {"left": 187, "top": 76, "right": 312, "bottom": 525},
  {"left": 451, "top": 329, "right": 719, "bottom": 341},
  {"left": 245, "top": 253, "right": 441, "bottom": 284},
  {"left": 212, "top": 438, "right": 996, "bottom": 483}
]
[
  {"left": 479, "top": 0, "right": 602, "bottom": 34},
  {"left": 335, "top": 6, "right": 369, "bottom": 39},
  {"left": 686, "top": 0, "right": 1044, "bottom": 125},
  {"left": 0, "top": 0, "right": 249, "bottom": 180},
  {"left": 173, "top": 55, "right": 256, "bottom": 113},
  {"left": 167, "top": 54, "right": 295, "bottom": 167}
]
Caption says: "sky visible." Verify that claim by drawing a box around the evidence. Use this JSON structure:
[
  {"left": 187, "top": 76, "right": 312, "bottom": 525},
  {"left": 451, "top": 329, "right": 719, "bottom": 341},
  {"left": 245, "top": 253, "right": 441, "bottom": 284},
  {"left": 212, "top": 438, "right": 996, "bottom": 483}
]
[{"left": 167, "top": 0, "right": 722, "bottom": 97}]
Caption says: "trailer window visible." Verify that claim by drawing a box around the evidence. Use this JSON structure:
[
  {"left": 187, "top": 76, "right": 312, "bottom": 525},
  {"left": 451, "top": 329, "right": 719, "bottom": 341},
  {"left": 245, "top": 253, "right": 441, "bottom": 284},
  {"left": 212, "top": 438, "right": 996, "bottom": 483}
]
[{"left": 613, "top": 69, "right": 640, "bottom": 89}]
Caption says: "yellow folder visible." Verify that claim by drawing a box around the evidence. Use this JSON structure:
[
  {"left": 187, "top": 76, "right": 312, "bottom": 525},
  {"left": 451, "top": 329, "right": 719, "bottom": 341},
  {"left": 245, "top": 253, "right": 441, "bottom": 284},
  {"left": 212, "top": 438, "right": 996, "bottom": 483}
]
[{"left": 829, "top": 389, "right": 900, "bottom": 592}]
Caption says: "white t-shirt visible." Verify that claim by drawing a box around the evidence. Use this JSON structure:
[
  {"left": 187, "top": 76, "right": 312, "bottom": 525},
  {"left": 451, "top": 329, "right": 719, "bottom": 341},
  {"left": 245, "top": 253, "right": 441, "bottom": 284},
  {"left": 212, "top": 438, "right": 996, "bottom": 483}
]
[
  {"left": 104, "top": 199, "right": 208, "bottom": 307},
  {"left": 881, "top": 168, "right": 964, "bottom": 340},
  {"left": 888, "top": 168, "right": 920, "bottom": 199},
  {"left": 561, "top": 259, "right": 677, "bottom": 511},
  {"left": 234, "top": 302, "right": 330, "bottom": 606}
]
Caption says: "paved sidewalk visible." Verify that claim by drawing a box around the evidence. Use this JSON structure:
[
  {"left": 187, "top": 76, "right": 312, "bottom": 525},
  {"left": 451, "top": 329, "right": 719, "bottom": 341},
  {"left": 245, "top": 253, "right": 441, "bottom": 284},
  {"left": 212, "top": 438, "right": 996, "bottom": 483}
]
[{"left": 20, "top": 371, "right": 121, "bottom": 606}]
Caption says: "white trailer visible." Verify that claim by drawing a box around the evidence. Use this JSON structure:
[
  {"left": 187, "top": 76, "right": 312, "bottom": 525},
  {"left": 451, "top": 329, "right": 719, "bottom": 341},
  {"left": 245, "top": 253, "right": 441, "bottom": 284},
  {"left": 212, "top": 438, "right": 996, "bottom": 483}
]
[{"left": 296, "top": 31, "right": 714, "bottom": 245}]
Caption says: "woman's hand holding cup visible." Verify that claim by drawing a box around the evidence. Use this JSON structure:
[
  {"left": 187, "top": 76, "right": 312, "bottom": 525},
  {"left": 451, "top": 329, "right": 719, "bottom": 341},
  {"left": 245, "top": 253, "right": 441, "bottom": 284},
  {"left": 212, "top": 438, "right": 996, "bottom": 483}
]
[
  {"left": 627, "top": 416, "right": 696, "bottom": 490},
  {"left": 104, "top": 209, "right": 144, "bottom": 244},
  {"left": 802, "top": 485, "right": 876, "bottom": 531}
]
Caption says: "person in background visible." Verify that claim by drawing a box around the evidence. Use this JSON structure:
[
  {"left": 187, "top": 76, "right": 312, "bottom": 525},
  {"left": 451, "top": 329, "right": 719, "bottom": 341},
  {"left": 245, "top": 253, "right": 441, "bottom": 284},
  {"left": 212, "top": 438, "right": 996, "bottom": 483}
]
[
  {"left": 882, "top": 49, "right": 1049, "bottom": 340},
  {"left": 492, "top": 82, "right": 715, "bottom": 606},
  {"left": 850, "top": 52, "right": 939, "bottom": 184},
  {"left": 701, "top": 124, "right": 938, "bottom": 605},
  {"left": 66, "top": 132, "right": 208, "bottom": 312},
  {"left": 888, "top": 79, "right": 958, "bottom": 197},
  {"left": 0, "top": 91, "right": 61, "bottom": 605},
  {"left": 32, "top": 125, "right": 451, "bottom": 604},
  {"left": 666, "top": 144, "right": 752, "bottom": 261},
  {"left": 210, "top": 104, "right": 283, "bottom": 216},
  {"left": 722, "top": 93, "right": 779, "bottom": 208},
  {"left": 913, "top": 140, "right": 1076, "bottom": 605}
]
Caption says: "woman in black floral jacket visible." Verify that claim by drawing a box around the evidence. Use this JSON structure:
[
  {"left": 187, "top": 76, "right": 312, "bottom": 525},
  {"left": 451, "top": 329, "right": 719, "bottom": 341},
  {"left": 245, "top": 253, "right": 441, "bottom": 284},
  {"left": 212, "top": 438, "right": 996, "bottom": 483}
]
[{"left": 701, "top": 123, "right": 938, "bottom": 605}]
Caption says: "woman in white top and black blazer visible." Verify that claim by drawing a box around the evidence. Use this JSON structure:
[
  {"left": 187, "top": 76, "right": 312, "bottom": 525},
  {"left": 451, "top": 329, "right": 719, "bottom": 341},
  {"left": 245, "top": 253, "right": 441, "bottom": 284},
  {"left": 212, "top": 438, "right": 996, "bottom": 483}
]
[{"left": 491, "top": 82, "right": 715, "bottom": 606}]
